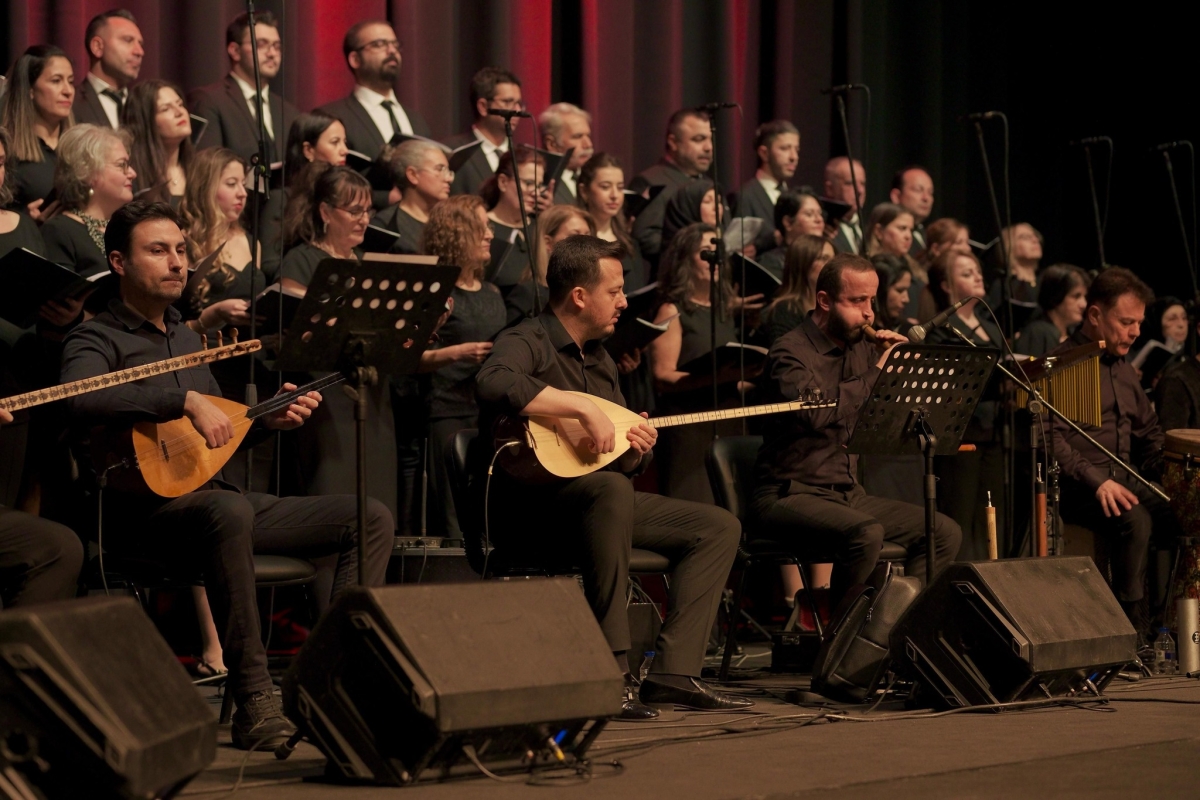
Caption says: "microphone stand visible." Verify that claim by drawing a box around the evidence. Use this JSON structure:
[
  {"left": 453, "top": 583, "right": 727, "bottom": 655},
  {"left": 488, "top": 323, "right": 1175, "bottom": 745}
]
[
  {"left": 704, "top": 105, "right": 730, "bottom": 417},
  {"left": 1074, "top": 137, "right": 1113, "bottom": 270},
  {"left": 490, "top": 110, "right": 540, "bottom": 316},
  {"left": 1156, "top": 143, "right": 1198, "bottom": 302},
  {"left": 832, "top": 91, "right": 863, "bottom": 251},
  {"left": 243, "top": 0, "right": 270, "bottom": 492}
]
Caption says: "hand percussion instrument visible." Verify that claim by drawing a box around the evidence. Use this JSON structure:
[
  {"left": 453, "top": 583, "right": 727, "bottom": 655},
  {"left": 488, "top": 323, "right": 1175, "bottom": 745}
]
[{"left": 1162, "top": 429, "right": 1200, "bottom": 533}]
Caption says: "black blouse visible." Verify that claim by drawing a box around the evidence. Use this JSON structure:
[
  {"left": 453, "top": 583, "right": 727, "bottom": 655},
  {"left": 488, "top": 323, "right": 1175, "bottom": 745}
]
[
  {"left": 0, "top": 212, "right": 46, "bottom": 260},
  {"left": 7, "top": 139, "right": 57, "bottom": 211},
  {"left": 279, "top": 242, "right": 361, "bottom": 287},
  {"left": 41, "top": 215, "right": 108, "bottom": 278}
]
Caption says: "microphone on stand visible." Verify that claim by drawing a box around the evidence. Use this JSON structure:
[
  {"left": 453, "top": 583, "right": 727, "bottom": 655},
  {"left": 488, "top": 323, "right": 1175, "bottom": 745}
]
[
  {"left": 1151, "top": 141, "right": 1185, "bottom": 152},
  {"left": 487, "top": 108, "right": 533, "bottom": 120},
  {"left": 957, "top": 111, "right": 999, "bottom": 123},
  {"left": 906, "top": 297, "right": 974, "bottom": 343},
  {"left": 1069, "top": 136, "right": 1111, "bottom": 146},
  {"left": 821, "top": 84, "right": 866, "bottom": 95},
  {"left": 695, "top": 102, "right": 738, "bottom": 112}
]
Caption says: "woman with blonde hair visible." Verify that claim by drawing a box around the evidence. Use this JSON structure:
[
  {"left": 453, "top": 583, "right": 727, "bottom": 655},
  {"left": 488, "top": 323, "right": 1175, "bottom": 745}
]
[
  {"left": 506, "top": 203, "right": 595, "bottom": 326},
  {"left": 1, "top": 45, "right": 75, "bottom": 218},
  {"left": 418, "top": 194, "right": 507, "bottom": 538}
]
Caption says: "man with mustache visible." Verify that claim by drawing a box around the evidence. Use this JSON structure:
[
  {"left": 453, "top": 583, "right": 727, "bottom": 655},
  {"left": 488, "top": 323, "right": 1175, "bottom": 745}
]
[
  {"left": 73, "top": 9, "right": 143, "bottom": 129},
  {"left": 189, "top": 11, "right": 299, "bottom": 165},
  {"left": 736, "top": 119, "right": 800, "bottom": 256},
  {"left": 444, "top": 66, "right": 524, "bottom": 197},
  {"left": 629, "top": 109, "right": 714, "bottom": 265},
  {"left": 1051, "top": 267, "right": 1181, "bottom": 640}
]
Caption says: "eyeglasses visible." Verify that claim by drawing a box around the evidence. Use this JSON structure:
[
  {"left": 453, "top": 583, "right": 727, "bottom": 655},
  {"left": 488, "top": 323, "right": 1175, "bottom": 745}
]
[
  {"left": 335, "top": 205, "right": 372, "bottom": 219},
  {"left": 111, "top": 159, "right": 133, "bottom": 173},
  {"left": 488, "top": 97, "right": 526, "bottom": 111},
  {"left": 253, "top": 40, "right": 283, "bottom": 53},
  {"left": 356, "top": 38, "right": 402, "bottom": 54},
  {"left": 418, "top": 165, "right": 455, "bottom": 181}
]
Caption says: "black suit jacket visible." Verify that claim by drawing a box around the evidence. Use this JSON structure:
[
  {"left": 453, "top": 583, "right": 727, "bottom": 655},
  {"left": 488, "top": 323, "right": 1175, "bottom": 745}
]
[
  {"left": 629, "top": 159, "right": 693, "bottom": 260},
  {"left": 73, "top": 79, "right": 115, "bottom": 128},
  {"left": 444, "top": 130, "right": 494, "bottom": 196},
  {"left": 553, "top": 176, "right": 577, "bottom": 206},
  {"left": 736, "top": 178, "right": 781, "bottom": 253},
  {"left": 317, "top": 93, "right": 432, "bottom": 161},
  {"left": 188, "top": 75, "right": 299, "bottom": 164}
]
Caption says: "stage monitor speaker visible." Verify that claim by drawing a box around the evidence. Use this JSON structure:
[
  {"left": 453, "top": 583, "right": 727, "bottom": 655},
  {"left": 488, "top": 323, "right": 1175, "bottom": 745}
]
[
  {"left": 0, "top": 596, "right": 217, "bottom": 800},
  {"left": 889, "top": 556, "right": 1137, "bottom": 708},
  {"left": 281, "top": 578, "right": 623, "bottom": 785}
]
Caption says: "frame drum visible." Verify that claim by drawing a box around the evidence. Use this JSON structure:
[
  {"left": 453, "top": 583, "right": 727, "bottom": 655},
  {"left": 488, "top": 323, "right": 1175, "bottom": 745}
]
[{"left": 1163, "top": 429, "right": 1200, "bottom": 533}]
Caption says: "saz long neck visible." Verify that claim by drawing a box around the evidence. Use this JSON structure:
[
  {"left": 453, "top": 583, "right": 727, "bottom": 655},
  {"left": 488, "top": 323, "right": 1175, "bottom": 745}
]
[
  {"left": 648, "top": 400, "right": 833, "bottom": 429},
  {"left": 244, "top": 373, "right": 347, "bottom": 420}
]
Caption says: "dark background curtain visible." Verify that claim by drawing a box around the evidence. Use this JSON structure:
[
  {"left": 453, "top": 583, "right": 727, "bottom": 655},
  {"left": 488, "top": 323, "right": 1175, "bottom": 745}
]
[{"left": 5, "top": 0, "right": 1198, "bottom": 298}]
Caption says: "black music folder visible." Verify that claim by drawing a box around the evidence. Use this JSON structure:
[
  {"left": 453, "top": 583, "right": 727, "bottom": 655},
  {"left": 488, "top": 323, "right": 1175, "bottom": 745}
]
[
  {"left": 0, "top": 248, "right": 108, "bottom": 328},
  {"left": 730, "top": 252, "right": 782, "bottom": 300},
  {"left": 254, "top": 283, "right": 305, "bottom": 335},
  {"left": 623, "top": 185, "right": 665, "bottom": 220},
  {"left": 678, "top": 342, "right": 769, "bottom": 380},
  {"left": 361, "top": 224, "right": 402, "bottom": 254}
]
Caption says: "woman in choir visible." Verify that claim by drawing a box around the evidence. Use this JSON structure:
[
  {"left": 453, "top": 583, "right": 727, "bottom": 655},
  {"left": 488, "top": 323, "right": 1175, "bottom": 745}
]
[
  {"left": 577, "top": 152, "right": 645, "bottom": 291},
  {"left": 920, "top": 217, "right": 971, "bottom": 262},
  {"left": 276, "top": 164, "right": 399, "bottom": 520},
  {"left": 758, "top": 233, "right": 834, "bottom": 345},
  {"left": 0, "top": 129, "right": 46, "bottom": 260},
  {"left": 481, "top": 147, "right": 547, "bottom": 292},
  {"left": 660, "top": 179, "right": 720, "bottom": 256},
  {"left": 648, "top": 222, "right": 761, "bottom": 503},
  {"left": 1132, "top": 296, "right": 1189, "bottom": 388},
  {"left": 758, "top": 191, "right": 828, "bottom": 278},
  {"left": 122, "top": 80, "right": 193, "bottom": 207},
  {"left": 283, "top": 111, "right": 349, "bottom": 181},
  {"left": 418, "top": 195, "right": 507, "bottom": 538},
  {"left": 41, "top": 125, "right": 135, "bottom": 281},
  {"left": 871, "top": 253, "right": 914, "bottom": 333},
  {"left": 0, "top": 45, "right": 75, "bottom": 219},
  {"left": 988, "top": 222, "right": 1044, "bottom": 332},
  {"left": 865, "top": 202, "right": 925, "bottom": 324},
  {"left": 1015, "top": 264, "right": 1090, "bottom": 357},
  {"left": 505, "top": 204, "right": 594, "bottom": 327},
  {"left": 372, "top": 139, "right": 453, "bottom": 255}
]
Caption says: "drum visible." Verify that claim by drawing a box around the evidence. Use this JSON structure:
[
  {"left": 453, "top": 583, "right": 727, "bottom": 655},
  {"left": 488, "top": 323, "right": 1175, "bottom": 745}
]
[
  {"left": 1162, "top": 429, "right": 1200, "bottom": 535},
  {"left": 1167, "top": 537, "right": 1200, "bottom": 628}
]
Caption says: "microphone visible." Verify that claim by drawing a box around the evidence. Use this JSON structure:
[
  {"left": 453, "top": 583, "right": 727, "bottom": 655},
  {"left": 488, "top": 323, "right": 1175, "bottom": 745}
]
[
  {"left": 821, "top": 84, "right": 861, "bottom": 95},
  {"left": 906, "top": 297, "right": 974, "bottom": 343},
  {"left": 487, "top": 109, "right": 532, "bottom": 120},
  {"left": 1152, "top": 141, "right": 1183, "bottom": 152},
  {"left": 696, "top": 102, "right": 738, "bottom": 111},
  {"left": 1070, "top": 136, "right": 1110, "bottom": 146},
  {"left": 958, "top": 111, "right": 999, "bottom": 123}
]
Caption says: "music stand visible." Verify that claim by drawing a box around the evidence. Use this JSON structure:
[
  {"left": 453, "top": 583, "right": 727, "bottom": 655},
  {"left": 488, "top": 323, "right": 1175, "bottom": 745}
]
[
  {"left": 847, "top": 343, "right": 999, "bottom": 583},
  {"left": 278, "top": 255, "right": 458, "bottom": 585}
]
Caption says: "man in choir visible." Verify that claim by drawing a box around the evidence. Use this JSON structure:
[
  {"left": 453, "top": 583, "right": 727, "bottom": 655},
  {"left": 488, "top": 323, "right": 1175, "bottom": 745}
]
[
  {"left": 445, "top": 67, "right": 523, "bottom": 196},
  {"left": 539, "top": 102, "right": 594, "bottom": 205},
  {"left": 475, "top": 235, "right": 747, "bottom": 717},
  {"left": 317, "top": 20, "right": 432, "bottom": 161},
  {"left": 73, "top": 9, "right": 143, "bottom": 129},
  {"left": 1052, "top": 267, "right": 1180, "bottom": 637},
  {"left": 189, "top": 11, "right": 300, "bottom": 165},
  {"left": 60, "top": 201, "right": 395, "bottom": 749},
  {"left": 737, "top": 120, "right": 800, "bottom": 254},
  {"left": 823, "top": 156, "right": 867, "bottom": 254},
  {"left": 751, "top": 254, "right": 961, "bottom": 601},
  {"left": 372, "top": 138, "right": 453, "bottom": 254},
  {"left": 889, "top": 165, "right": 934, "bottom": 253},
  {"left": 630, "top": 108, "right": 713, "bottom": 262}
]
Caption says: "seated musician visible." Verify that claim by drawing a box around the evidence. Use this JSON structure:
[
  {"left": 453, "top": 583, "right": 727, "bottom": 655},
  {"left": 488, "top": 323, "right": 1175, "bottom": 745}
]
[
  {"left": 59, "top": 201, "right": 395, "bottom": 750},
  {"left": 1051, "top": 267, "right": 1180, "bottom": 637},
  {"left": 751, "top": 254, "right": 962, "bottom": 600},
  {"left": 475, "top": 235, "right": 747, "bottom": 720}
]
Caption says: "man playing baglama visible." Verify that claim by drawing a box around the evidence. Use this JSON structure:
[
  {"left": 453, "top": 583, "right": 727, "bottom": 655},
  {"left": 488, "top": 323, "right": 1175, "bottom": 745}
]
[
  {"left": 475, "top": 235, "right": 746, "bottom": 720},
  {"left": 751, "top": 253, "right": 962, "bottom": 600}
]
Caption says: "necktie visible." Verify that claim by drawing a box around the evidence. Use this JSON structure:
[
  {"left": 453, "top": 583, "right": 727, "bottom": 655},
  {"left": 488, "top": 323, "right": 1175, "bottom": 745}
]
[
  {"left": 101, "top": 88, "right": 125, "bottom": 122},
  {"left": 381, "top": 99, "right": 403, "bottom": 138}
]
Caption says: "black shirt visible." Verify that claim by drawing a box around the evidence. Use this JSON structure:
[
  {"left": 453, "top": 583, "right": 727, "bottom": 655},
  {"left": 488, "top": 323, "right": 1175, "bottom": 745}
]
[
  {"left": 0, "top": 212, "right": 46, "bottom": 260},
  {"left": 371, "top": 205, "right": 425, "bottom": 255},
  {"left": 428, "top": 282, "right": 506, "bottom": 420},
  {"left": 42, "top": 215, "right": 109, "bottom": 278},
  {"left": 755, "top": 313, "right": 880, "bottom": 487},
  {"left": 280, "top": 242, "right": 361, "bottom": 287},
  {"left": 8, "top": 140, "right": 57, "bottom": 210},
  {"left": 1155, "top": 357, "right": 1200, "bottom": 433}
]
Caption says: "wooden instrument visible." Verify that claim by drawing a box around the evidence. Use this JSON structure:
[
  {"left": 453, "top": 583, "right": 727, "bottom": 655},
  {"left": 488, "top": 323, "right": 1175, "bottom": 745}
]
[
  {"left": 498, "top": 391, "right": 836, "bottom": 481},
  {"left": 0, "top": 338, "right": 261, "bottom": 414},
  {"left": 101, "top": 372, "right": 346, "bottom": 497},
  {"left": 1014, "top": 340, "right": 1105, "bottom": 427}
]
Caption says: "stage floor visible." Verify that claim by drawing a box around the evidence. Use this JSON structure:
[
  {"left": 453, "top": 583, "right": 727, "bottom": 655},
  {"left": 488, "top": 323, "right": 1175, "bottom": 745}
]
[{"left": 183, "top": 655, "right": 1200, "bottom": 799}]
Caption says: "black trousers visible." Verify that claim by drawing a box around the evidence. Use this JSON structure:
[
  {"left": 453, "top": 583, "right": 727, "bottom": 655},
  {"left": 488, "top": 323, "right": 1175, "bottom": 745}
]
[
  {"left": 491, "top": 471, "right": 740, "bottom": 676},
  {"left": 751, "top": 481, "right": 962, "bottom": 598},
  {"left": 0, "top": 506, "right": 83, "bottom": 609},
  {"left": 427, "top": 415, "right": 473, "bottom": 539},
  {"left": 1061, "top": 476, "right": 1179, "bottom": 603},
  {"left": 101, "top": 490, "right": 394, "bottom": 698}
]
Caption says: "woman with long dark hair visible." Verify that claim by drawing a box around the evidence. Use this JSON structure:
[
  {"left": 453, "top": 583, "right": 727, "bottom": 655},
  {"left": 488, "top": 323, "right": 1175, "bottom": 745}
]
[
  {"left": 870, "top": 253, "right": 913, "bottom": 333},
  {"left": 1015, "top": 264, "right": 1090, "bottom": 357},
  {"left": 577, "top": 152, "right": 645, "bottom": 291},
  {"left": 0, "top": 129, "right": 45, "bottom": 260},
  {"left": 1, "top": 45, "right": 75, "bottom": 218},
  {"left": 283, "top": 110, "right": 348, "bottom": 182},
  {"left": 758, "top": 234, "right": 834, "bottom": 344},
  {"left": 481, "top": 147, "right": 547, "bottom": 291},
  {"left": 122, "top": 79, "right": 193, "bottom": 206}
]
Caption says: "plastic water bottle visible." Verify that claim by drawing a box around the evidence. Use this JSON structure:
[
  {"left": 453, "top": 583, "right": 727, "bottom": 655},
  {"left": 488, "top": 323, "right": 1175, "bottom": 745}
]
[
  {"left": 639, "top": 651, "right": 655, "bottom": 683},
  {"left": 1154, "top": 628, "right": 1178, "bottom": 675}
]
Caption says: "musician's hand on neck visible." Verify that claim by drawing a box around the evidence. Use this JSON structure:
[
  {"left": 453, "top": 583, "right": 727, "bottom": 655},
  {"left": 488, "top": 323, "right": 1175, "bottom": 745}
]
[
  {"left": 262, "top": 384, "right": 321, "bottom": 431},
  {"left": 626, "top": 413, "right": 657, "bottom": 455},
  {"left": 183, "top": 391, "right": 235, "bottom": 449}
]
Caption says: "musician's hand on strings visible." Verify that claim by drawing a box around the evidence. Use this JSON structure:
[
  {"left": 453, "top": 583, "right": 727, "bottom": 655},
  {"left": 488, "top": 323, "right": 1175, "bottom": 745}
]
[
  {"left": 262, "top": 383, "right": 321, "bottom": 431},
  {"left": 184, "top": 391, "right": 235, "bottom": 448},
  {"left": 578, "top": 401, "right": 617, "bottom": 454},
  {"left": 38, "top": 295, "right": 85, "bottom": 327},
  {"left": 1096, "top": 479, "right": 1138, "bottom": 518},
  {"left": 626, "top": 412, "right": 657, "bottom": 455}
]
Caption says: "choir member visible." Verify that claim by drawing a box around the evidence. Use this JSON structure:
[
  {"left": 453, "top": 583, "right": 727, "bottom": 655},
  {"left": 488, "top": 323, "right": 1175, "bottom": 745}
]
[
  {"left": 73, "top": 9, "right": 143, "bottom": 129},
  {"left": 920, "top": 216, "right": 971, "bottom": 262},
  {"left": 372, "top": 139, "right": 452, "bottom": 255},
  {"left": 888, "top": 166, "right": 934, "bottom": 253},
  {"left": 926, "top": 249, "right": 1007, "bottom": 559},
  {"left": 1132, "top": 296, "right": 1189, "bottom": 388},
  {"left": 759, "top": 190, "right": 827, "bottom": 278},
  {"left": 41, "top": 124, "right": 135, "bottom": 281},
  {"left": 123, "top": 80, "right": 193, "bottom": 206},
  {"left": 1, "top": 45, "right": 75, "bottom": 219},
  {"left": 988, "top": 221, "right": 1044, "bottom": 331},
  {"left": 630, "top": 109, "right": 713, "bottom": 262},
  {"left": 539, "top": 102, "right": 594, "bottom": 205},
  {"left": 1015, "top": 264, "right": 1090, "bottom": 357},
  {"left": 277, "top": 164, "right": 399, "bottom": 519},
  {"left": 758, "top": 234, "right": 834, "bottom": 345},
  {"left": 0, "top": 129, "right": 46, "bottom": 260},
  {"left": 418, "top": 195, "right": 507, "bottom": 538},
  {"left": 865, "top": 202, "right": 925, "bottom": 323},
  {"left": 283, "top": 111, "right": 349, "bottom": 181},
  {"left": 823, "top": 156, "right": 866, "bottom": 254},
  {"left": 189, "top": 11, "right": 300, "bottom": 165},
  {"left": 577, "top": 152, "right": 646, "bottom": 292},
  {"left": 506, "top": 204, "right": 595, "bottom": 327},
  {"left": 444, "top": 67, "right": 523, "bottom": 196},
  {"left": 648, "top": 223, "right": 761, "bottom": 503},
  {"left": 661, "top": 178, "right": 720, "bottom": 254},
  {"left": 870, "top": 253, "right": 914, "bottom": 333},
  {"left": 481, "top": 147, "right": 546, "bottom": 291},
  {"left": 1155, "top": 315, "right": 1200, "bottom": 432},
  {"left": 737, "top": 120, "right": 799, "bottom": 254}
]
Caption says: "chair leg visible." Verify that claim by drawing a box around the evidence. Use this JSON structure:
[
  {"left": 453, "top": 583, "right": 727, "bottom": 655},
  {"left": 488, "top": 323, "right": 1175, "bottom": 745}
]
[
  {"left": 219, "top": 683, "right": 235, "bottom": 725},
  {"left": 797, "top": 562, "right": 824, "bottom": 638},
  {"left": 719, "top": 560, "right": 750, "bottom": 682}
]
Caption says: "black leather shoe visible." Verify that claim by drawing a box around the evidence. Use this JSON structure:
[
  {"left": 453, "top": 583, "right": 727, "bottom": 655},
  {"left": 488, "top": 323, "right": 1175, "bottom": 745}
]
[
  {"left": 620, "top": 674, "right": 660, "bottom": 721},
  {"left": 640, "top": 676, "right": 754, "bottom": 711}
]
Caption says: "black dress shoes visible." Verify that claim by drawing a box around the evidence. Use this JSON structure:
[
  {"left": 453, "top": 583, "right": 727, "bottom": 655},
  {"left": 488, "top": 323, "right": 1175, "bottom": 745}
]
[
  {"left": 620, "top": 673, "right": 660, "bottom": 721},
  {"left": 639, "top": 676, "right": 754, "bottom": 711}
]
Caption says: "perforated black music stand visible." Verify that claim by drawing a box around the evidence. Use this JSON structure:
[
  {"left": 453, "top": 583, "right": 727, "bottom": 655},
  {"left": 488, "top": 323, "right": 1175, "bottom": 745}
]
[
  {"left": 847, "top": 343, "right": 999, "bottom": 583},
  {"left": 278, "top": 256, "right": 458, "bottom": 585}
]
